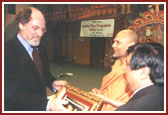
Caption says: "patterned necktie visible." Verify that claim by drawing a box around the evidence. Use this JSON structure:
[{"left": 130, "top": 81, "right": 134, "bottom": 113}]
[{"left": 32, "top": 47, "right": 43, "bottom": 82}]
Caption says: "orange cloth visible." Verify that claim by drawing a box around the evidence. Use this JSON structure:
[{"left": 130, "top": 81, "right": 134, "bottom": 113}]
[{"left": 100, "top": 59, "right": 133, "bottom": 111}]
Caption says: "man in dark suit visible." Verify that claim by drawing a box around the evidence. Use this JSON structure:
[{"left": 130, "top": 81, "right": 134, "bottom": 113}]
[
  {"left": 4, "top": 7, "right": 68, "bottom": 111},
  {"left": 115, "top": 43, "right": 164, "bottom": 111}
]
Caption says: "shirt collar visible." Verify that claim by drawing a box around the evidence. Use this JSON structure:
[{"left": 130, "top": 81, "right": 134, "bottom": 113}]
[
  {"left": 17, "top": 33, "right": 32, "bottom": 51},
  {"left": 17, "top": 33, "right": 33, "bottom": 59}
]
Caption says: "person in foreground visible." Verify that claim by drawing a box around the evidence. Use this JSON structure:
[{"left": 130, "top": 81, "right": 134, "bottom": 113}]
[
  {"left": 4, "top": 7, "right": 68, "bottom": 111},
  {"left": 92, "top": 30, "right": 138, "bottom": 111},
  {"left": 115, "top": 43, "right": 164, "bottom": 111}
]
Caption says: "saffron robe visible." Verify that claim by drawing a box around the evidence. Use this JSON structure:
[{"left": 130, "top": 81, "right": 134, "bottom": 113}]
[{"left": 100, "top": 59, "right": 133, "bottom": 111}]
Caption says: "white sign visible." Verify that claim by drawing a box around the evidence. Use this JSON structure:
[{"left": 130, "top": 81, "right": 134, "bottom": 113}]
[{"left": 80, "top": 19, "right": 115, "bottom": 37}]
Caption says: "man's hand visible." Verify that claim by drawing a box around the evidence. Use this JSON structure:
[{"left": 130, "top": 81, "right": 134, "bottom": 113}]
[
  {"left": 92, "top": 91, "right": 125, "bottom": 108},
  {"left": 92, "top": 88, "right": 99, "bottom": 94},
  {"left": 102, "top": 96, "right": 125, "bottom": 107},
  {"left": 49, "top": 98, "right": 69, "bottom": 111},
  {"left": 92, "top": 88, "right": 103, "bottom": 95},
  {"left": 53, "top": 80, "right": 67, "bottom": 90},
  {"left": 49, "top": 87, "right": 69, "bottom": 111}
]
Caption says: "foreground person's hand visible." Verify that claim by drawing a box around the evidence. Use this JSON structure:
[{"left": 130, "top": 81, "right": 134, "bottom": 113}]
[
  {"left": 49, "top": 87, "right": 69, "bottom": 111},
  {"left": 53, "top": 80, "right": 67, "bottom": 91}
]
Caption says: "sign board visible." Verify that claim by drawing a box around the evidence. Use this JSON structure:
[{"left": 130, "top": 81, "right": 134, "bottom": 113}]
[{"left": 80, "top": 19, "right": 115, "bottom": 37}]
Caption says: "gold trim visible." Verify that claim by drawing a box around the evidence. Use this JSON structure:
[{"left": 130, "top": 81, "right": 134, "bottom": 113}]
[{"left": 55, "top": 84, "right": 103, "bottom": 111}]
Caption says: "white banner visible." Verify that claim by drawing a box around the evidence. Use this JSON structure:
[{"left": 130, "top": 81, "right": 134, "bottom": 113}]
[{"left": 80, "top": 19, "right": 115, "bottom": 37}]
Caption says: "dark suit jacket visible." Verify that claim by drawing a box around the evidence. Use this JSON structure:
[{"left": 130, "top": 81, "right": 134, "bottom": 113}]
[
  {"left": 116, "top": 85, "right": 164, "bottom": 111},
  {"left": 4, "top": 35, "right": 56, "bottom": 111}
]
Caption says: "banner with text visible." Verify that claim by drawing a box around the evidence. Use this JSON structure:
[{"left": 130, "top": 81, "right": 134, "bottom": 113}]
[{"left": 80, "top": 19, "right": 115, "bottom": 37}]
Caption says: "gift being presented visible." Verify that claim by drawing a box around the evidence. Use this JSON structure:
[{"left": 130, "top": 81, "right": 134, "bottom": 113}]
[{"left": 51, "top": 84, "right": 103, "bottom": 111}]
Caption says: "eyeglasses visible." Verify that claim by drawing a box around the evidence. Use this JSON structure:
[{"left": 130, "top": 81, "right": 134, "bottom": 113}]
[{"left": 31, "top": 26, "right": 47, "bottom": 33}]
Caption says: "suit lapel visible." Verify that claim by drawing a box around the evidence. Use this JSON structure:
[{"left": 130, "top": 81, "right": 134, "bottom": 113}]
[{"left": 14, "top": 37, "right": 45, "bottom": 84}]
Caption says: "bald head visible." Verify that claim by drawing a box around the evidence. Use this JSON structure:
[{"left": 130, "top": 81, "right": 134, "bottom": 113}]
[
  {"left": 15, "top": 7, "right": 45, "bottom": 27},
  {"left": 112, "top": 29, "right": 139, "bottom": 59},
  {"left": 117, "top": 30, "right": 139, "bottom": 44},
  {"left": 30, "top": 7, "right": 45, "bottom": 22}
]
